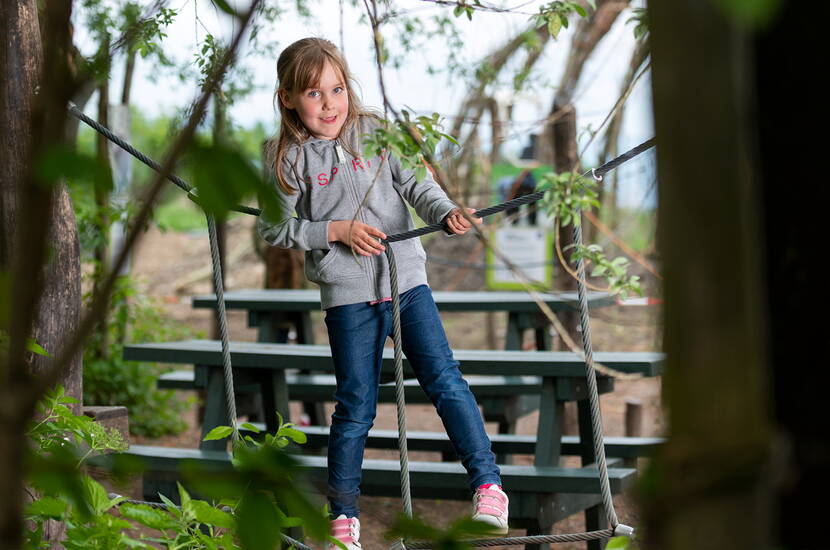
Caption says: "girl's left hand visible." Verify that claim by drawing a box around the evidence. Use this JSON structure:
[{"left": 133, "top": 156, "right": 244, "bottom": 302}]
[{"left": 445, "top": 207, "right": 482, "bottom": 235}]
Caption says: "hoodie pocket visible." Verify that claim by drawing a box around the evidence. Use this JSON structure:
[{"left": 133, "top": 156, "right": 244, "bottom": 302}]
[{"left": 312, "top": 243, "right": 365, "bottom": 283}]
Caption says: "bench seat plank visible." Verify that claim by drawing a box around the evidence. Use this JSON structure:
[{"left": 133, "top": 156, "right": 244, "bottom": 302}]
[
  {"left": 107, "top": 445, "right": 637, "bottom": 494},
  {"left": 191, "top": 289, "right": 617, "bottom": 313},
  {"left": 289, "top": 425, "right": 663, "bottom": 458},
  {"left": 159, "top": 370, "right": 614, "bottom": 404},
  {"left": 131, "top": 340, "right": 663, "bottom": 377}
]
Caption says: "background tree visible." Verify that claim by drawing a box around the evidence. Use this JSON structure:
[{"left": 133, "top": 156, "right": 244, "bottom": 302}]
[
  {"left": 0, "top": 0, "right": 80, "bottom": 545},
  {"left": 639, "top": 0, "right": 824, "bottom": 548}
]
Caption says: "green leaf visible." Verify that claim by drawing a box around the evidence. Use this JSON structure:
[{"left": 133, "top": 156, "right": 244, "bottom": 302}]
[
  {"left": 34, "top": 145, "right": 103, "bottom": 187},
  {"left": 278, "top": 427, "right": 307, "bottom": 445},
  {"left": 607, "top": 536, "right": 630, "bottom": 549},
  {"left": 177, "top": 481, "right": 192, "bottom": 514},
  {"left": 573, "top": 4, "right": 587, "bottom": 17},
  {"left": 191, "top": 500, "right": 234, "bottom": 528},
  {"left": 548, "top": 16, "right": 562, "bottom": 39},
  {"left": 120, "top": 503, "right": 178, "bottom": 530},
  {"left": 203, "top": 425, "right": 234, "bottom": 441},
  {"left": 25, "top": 496, "right": 67, "bottom": 518},
  {"left": 83, "top": 476, "right": 118, "bottom": 515},
  {"left": 211, "top": 0, "right": 239, "bottom": 16},
  {"left": 26, "top": 338, "right": 51, "bottom": 357},
  {"left": 186, "top": 139, "right": 279, "bottom": 222},
  {"left": 237, "top": 492, "right": 281, "bottom": 550},
  {"left": 239, "top": 422, "right": 261, "bottom": 433},
  {"left": 158, "top": 492, "right": 180, "bottom": 518}
]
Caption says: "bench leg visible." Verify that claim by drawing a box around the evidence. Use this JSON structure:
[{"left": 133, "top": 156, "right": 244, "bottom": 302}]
[
  {"left": 201, "top": 368, "right": 230, "bottom": 451},
  {"left": 260, "top": 370, "right": 290, "bottom": 433},
  {"left": 294, "top": 311, "right": 328, "bottom": 427},
  {"left": 481, "top": 397, "right": 518, "bottom": 464},
  {"left": 534, "top": 378, "right": 563, "bottom": 468},
  {"left": 584, "top": 506, "right": 608, "bottom": 550},
  {"left": 505, "top": 312, "right": 523, "bottom": 350},
  {"left": 525, "top": 520, "right": 554, "bottom": 550}
]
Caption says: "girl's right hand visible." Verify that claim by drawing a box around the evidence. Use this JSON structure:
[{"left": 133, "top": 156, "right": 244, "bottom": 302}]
[{"left": 329, "top": 220, "right": 387, "bottom": 256}]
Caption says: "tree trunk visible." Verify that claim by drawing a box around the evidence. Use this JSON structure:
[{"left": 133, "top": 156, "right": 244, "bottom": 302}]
[
  {"left": 541, "top": 0, "right": 629, "bottom": 351},
  {"left": 641, "top": 1, "right": 774, "bottom": 548},
  {"left": 0, "top": 0, "right": 80, "bottom": 547},
  {"left": 94, "top": 51, "right": 113, "bottom": 358},
  {"left": 595, "top": 37, "right": 650, "bottom": 238},
  {"left": 121, "top": 48, "right": 136, "bottom": 105}
]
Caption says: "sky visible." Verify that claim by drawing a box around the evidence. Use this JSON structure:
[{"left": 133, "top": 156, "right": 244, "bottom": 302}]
[{"left": 74, "top": 0, "right": 656, "bottom": 207}]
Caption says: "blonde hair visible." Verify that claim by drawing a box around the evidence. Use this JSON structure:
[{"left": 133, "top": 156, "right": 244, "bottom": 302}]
[{"left": 270, "top": 37, "right": 370, "bottom": 194}]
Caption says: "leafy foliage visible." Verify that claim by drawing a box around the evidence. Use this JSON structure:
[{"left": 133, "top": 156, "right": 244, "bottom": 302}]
[
  {"left": 24, "top": 389, "right": 332, "bottom": 549},
  {"left": 535, "top": 171, "right": 642, "bottom": 297},
  {"left": 362, "top": 111, "right": 458, "bottom": 184},
  {"left": 81, "top": 275, "right": 196, "bottom": 437},
  {"left": 182, "top": 136, "right": 280, "bottom": 221},
  {"left": 536, "top": 171, "right": 600, "bottom": 228},
  {"left": 386, "top": 512, "right": 502, "bottom": 549},
  {"left": 29, "top": 386, "right": 129, "bottom": 462},
  {"left": 627, "top": 7, "right": 649, "bottom": 40},
  {"left": 567, "top": 243, "right": 642, "bottom": 298},
  {"left": 531, "top": 1, "right": 596, "bottom": 40}
]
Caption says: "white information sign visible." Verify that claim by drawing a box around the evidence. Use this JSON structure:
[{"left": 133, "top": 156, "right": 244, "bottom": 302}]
[{"left": 486, "top": 226, "right": 553, "bottom": 289}]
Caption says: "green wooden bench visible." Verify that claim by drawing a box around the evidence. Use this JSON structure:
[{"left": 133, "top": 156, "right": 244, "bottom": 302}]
[
  {"left": 132, "top": 340, "right": 662, "bottom": 450},
  {"left": 246, "top": 424, "right": 663, "bottom": 459},
  {"left": 135, "top": 340, "right": 662, "bottom": 548},
  {"left": 90, "top": 443, "right": 639, "bottom": 542}
]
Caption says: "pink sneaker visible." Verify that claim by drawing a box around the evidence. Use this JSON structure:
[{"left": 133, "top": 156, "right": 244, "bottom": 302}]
[
  {"left": 472, "top": 484, "right": 509, "bottom": 534},
  {"left": 326, "top": 514, "right": 362, "bottom": 550}
]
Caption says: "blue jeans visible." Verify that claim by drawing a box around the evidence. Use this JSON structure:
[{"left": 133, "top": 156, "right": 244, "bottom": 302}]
[{"left": 324, "top": 284, "right": 501, "bottom": 518}]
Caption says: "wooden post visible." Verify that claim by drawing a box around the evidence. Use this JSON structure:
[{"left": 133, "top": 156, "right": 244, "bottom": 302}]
[{"left": 623, "top": 399, "right": 642, "bottom": 468}]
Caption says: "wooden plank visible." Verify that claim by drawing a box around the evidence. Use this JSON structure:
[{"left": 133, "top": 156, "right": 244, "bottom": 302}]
[
  {"left": 126, "top": 340, "right": 664, "bottom": 377},
  {"left": 280, "top": 425, "right": 664, "bottom": 458},
  {"left": 158, "top": 370, "right": 198, "bottom": 389},
  {"left": 191, "top": 289, "right": 617, "bottom": 313},
  {"left": 159, "top": 371, "right": 543, "bottom": 399},
  {"left": 97, "top": 445, "right": 637, "bottom": 494}
]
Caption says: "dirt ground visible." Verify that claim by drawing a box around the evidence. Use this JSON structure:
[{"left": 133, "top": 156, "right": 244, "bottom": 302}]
[{"left": 124, "top": 210, "right": 664, "bottom": 549}]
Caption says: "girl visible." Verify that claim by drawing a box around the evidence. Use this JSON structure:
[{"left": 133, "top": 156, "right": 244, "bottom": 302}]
[{"left": 257, "top": 37, "right": 508, "bottom": 549}]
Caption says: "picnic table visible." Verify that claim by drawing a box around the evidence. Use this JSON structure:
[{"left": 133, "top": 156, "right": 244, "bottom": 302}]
[
  {"left": 191, "top": 288, "right": 617, "bottom": 351},
  {"left": 191, "top": 288, "right": 618, "bottom": 431},
  {"left": 143, "top": 289, "right": 653, "bottom": 548},
  {"left": 125, "top": 339, "right": 663, "bottom": 549}
]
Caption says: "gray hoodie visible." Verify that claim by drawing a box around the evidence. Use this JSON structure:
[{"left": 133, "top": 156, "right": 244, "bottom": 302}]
[{"left": 256, "top": 116, "right": 457, "bottom": 310}]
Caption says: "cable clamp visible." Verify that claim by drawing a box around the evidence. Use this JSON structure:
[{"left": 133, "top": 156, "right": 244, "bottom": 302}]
[
  {"left": 613, "top": 524, "right": 635, "bottom": 538},
  {"left": 389, "top": 540, "right": 407, "bottom": 550},
  {"left": 591, "top": 168, "right": 603, "bottom": 182}
]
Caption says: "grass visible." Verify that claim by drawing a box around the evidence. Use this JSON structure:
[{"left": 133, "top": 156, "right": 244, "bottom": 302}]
[{"left": 154, "top": 194, "right": 245, "bottom": 233}]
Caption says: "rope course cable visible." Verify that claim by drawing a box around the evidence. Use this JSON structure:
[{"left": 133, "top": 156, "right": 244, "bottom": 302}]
[{"left": 70, "top": 104, "right": 653, "bottom": 549}]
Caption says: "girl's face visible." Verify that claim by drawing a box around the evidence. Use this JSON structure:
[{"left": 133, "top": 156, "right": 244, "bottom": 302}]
[{"left": 281, "top": 61, "right": 349, "bottom": 141}]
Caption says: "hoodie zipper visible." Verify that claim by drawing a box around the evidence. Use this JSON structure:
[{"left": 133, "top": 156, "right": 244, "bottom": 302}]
[
  {"left": 333, "top": 139, "right": 378, "bottom": 298},
  {"left": 334, "top": 141, "right": 345, "bottom": 165}
]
